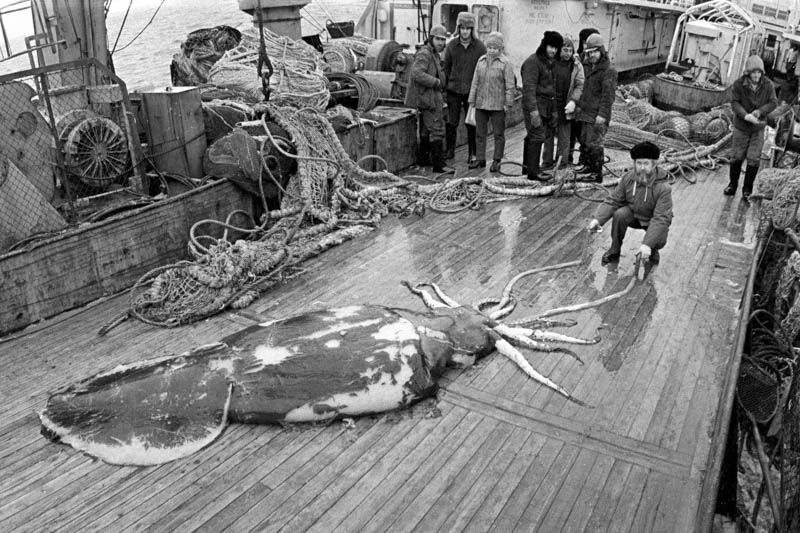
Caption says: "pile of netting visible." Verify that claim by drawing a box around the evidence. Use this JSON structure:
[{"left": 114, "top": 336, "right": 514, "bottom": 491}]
[
  {"left": 101, "top": 105, "right": 627, "bottom": 333},
  {"left": 208, "top": 27, "right": 330, "bottom": 110},
  {"left": 612, "top": 98, "right": 733, "bottom": 145},
  {"left": 733, "top": 167, "right": 800, "bottom": 531},
  {"left": 603, "top": 79, "right": 734, "bottom": 183},
  {"left": 320, "top": 35, "right": 373, "bottom": 73}
]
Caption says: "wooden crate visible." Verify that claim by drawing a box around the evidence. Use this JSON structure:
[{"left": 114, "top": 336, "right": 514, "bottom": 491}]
[
  {"left": 140, "top": 87, "right": 207, "bottom": 178},
  {"left": 0, "top": 179, "right": 252, "bottom": 335}
]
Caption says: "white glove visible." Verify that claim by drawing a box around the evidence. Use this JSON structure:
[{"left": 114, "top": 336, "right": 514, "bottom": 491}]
[
  {"left": 564, "top": 101, "right": 576, "bottom": 114},
  {"left": 638, "top": 244, "right": 651, "bottom": 260},
  {"left": 588, "top": 219, "right": 601, "bottom": 232},
  {"left": 744, "top": 113, "right": 759, "bottom": 124},
  {"left": 595, "top": 115, "right": 607, "bottom": 125}
]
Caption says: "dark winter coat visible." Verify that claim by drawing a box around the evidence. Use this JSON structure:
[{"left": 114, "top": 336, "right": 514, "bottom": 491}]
[
  {"left": 731, "top": 75, "right": 778, "bottom": 133},
  {"left": 576, "top": 54, "right": 617, "bottom": 124},
  {"left": 595, "top": 166, "right": 673, "bottom": 248},
  {"left": 443, "top": 37, "right": 486, "bottom": 95},
  {"left": 521, "top": 44, "right": 557, "bottom": 119},
  {"left": 404, "top": 42, "right": 446, "bottom": 110}
]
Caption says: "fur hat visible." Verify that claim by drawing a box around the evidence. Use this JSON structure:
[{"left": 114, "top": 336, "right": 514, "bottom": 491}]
[
  {"left": 745, "top": 55, "right": 765, "bottom": 74},
  {"left": 456, "top": 12, "right": 475, "bottom": 28},
  {"left": 584, "top": 33, "right": 605, "bottom": 51},
  {"left": 541, "top": 31, "right": 564, "bottom": 50},
  {"left": 630, "top": 141, "right": 660, "bottom": 160},
  {"left": 485, "top": 32, "right": 504, "bottom": 49}
]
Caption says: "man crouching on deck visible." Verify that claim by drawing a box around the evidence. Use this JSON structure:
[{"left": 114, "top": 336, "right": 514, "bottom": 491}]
[{"left": 588, "top": 141, "right": 673, "bottom": 265}]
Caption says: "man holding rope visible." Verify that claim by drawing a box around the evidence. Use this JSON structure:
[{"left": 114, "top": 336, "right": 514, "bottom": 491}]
[{"left": 588, "top": 141, "right": 673, "bottom": 265}]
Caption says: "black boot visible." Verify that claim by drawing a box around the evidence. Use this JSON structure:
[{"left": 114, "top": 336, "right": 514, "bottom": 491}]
[
  {"left": 417, "top": 135, "right": 431, "bottom": 167},
  {"left": 445, "top": 125, "right": 456, "bottom": 160},
  {"left": 742, "top": 164, "right": 759, "bottom": 199},
  {"left": 526, "top": 141, "right": 543, "bottom": 180},
  {"left": 431, "top": 141, "right": 454, "bottom": 173},
  {"left": 522, "top": 139, "right": 529, "bottom": 174},
  {"left": 724, "top": 160, "right": 743, "bottom": 195}
]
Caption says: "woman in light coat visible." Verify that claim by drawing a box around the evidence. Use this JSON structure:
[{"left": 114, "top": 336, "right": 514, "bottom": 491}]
[{"left": 468, "top": 32, "right": 515, "bottom": 172}]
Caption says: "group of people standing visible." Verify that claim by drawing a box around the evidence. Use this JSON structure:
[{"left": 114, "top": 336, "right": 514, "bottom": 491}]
[{"left": 404, "top": 16, "right": 618, "bottom": 183}]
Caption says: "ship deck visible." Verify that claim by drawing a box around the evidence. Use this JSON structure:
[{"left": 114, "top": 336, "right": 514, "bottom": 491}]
[{"left": 0, "top": 122, "right": 758, "bottom": 532}]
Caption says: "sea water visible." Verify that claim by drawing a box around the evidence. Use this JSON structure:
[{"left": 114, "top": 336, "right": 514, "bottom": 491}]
[{"left": 0, "top": 0, "right": 369, "bottom": 90}]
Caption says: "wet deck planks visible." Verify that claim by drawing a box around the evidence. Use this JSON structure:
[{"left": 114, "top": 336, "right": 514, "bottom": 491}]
[{"left": 0, "top": 123, "right": 758, "bottom": 532}]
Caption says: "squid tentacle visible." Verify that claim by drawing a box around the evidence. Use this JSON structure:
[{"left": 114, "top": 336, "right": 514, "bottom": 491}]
[
  {"left": 491, "top": 334, "right": 590, "bottom": 407},
  {"left": 402, "top": 281, "right": 450, "bottom": 309},
  {"left": 415, "top": 282, "right": 460, "bottom": 308},
  {"left": 494, "top": 324, "right": 584, "bottom": 365}
]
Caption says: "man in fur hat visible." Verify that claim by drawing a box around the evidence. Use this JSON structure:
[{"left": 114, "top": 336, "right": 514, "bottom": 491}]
[
  {"left": 541, "top": 35, "right": 584, "bottom": 172},
  {"left": 725, "top": 54, "right": 777, "bottom": 200},
  {"left": 443, "top": 12, "right": 486, "bottom": 163},
  {"left": 575, "top": 32, "right": 617, "bottom": 183},
  {"left": 405, "top": 25, "right": 454, "bottom": 173},
  {"left": 588, "top": 141, "right": 673, "bottom": 265},
  {"left": 521, "top": 30, "right": 564, "bottom": 181}
]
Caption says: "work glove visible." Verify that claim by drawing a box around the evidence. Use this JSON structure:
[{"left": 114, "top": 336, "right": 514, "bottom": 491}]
[
  {"left": 744, "top": 113, "right": 759, "bottom": 124},
  {"left": 564, "top": 101, "right": 576, "bottom": 114},
  {"left": 530, "top": 111, "right": 542, "bottom": 128},
  {"left": 595, "top": 115, "right": 607, "bottom": 126},
  {"left": 638, "top": 244, "right": 652, "bottom": 261},
  {"left": 588, "top": 219, "right": 601, "bottom": 232}
]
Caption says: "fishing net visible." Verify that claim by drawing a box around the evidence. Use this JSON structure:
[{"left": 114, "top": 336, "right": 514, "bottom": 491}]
[
  {"left": 207, "top": 27, "right": 329, "bottom": 110},
  {"left": 171, "top": 26, "right": 243, "bottom": 86}
]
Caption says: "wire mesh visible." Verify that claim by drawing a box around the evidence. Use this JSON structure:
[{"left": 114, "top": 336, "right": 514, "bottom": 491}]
[{"left": 0, "top": 59, "right": 141, "bottom": 245}]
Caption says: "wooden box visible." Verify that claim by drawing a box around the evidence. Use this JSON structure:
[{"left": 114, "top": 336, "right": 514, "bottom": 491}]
[
  {"left": 0, "top": 180, "right": 252, "bottom": 335},
  {"left": 140, "top": 87, "right": 207, "bottom": 179}
]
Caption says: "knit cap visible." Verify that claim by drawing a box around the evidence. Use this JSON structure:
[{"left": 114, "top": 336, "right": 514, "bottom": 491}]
[{"left": 744, "top": 55, "right": 765, "bottom": 74}]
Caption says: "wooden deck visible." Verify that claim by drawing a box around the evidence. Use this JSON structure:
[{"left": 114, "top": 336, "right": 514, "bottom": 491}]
[{"left": 0, "top": 123, "right": 758, "bottom": 532}]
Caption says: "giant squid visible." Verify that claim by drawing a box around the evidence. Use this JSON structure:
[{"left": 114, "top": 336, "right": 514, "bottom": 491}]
[{"left": 40, "top": 261, "right": 602, "bottom": 466}]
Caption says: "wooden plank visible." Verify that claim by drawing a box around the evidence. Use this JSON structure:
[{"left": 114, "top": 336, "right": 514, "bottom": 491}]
[
  {"left": 444, "top": 382, "right": 691, "bottom": 476},
  {"left": 604, "top": 465, "right": 650, "bottom": 533},
  {"left": 384, "top": 418, "right": 511, "bottom": 532},
  {"left": 141, "top": 86, "right": 207, "bottom": 178},
  {"left": 285, "top": 405, "right": 469, "bottom": 532},
  {"left": 488, "top": 438, "right": 566, "bottom": 531},
  {"left": 358, "top": 412, "right": 488, "bottom": 533},
  {"left": 582, "top": 459, "right": 635, "bottom": 532},
  {"left": 433, "top": 426, "right": 532, "bottom": 532},
  {"left": 463, "top": 432, "right": 549, "bottom": 531}
]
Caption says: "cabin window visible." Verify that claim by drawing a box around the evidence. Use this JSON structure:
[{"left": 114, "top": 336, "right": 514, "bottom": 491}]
[
  {"left": 777, "top": 10, "right": 789, "bottom": 21},
  {"left": 764, "top": 7, "right": 777, "bottom": 18},
  {"left": 767, "top": 34, "right": 777, "bottom": 47},
  {"left": 441, "top": 4, "right": 468, "bottom": 34},
  {"left": 751, "top": 4, "right": 764, "bottom": 15}
]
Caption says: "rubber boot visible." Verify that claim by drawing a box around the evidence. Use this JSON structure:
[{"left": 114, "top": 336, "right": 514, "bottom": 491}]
[
  {"left": 445, "top": 125, "right": 456, "bottom": 160},
  {"left": 742, "top": 164, "right": 759, "bottom": 199},
  {"left": 417, "top": 135, "right": 431, "bottom": 167},
  {"left": 467, "top": 124, "right": 477, "bottom": 163},
  {"left": 431, "top": 140, "right": 454, "bottom": 173},
  {"left": 724, "top": 160, "right": 743, "bottom": 195}
]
